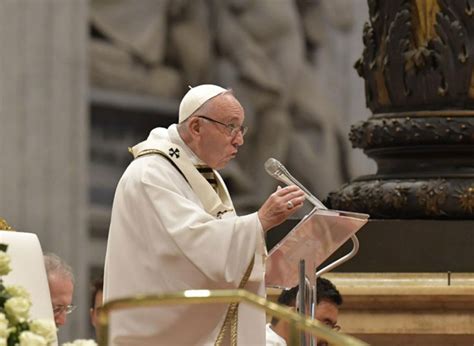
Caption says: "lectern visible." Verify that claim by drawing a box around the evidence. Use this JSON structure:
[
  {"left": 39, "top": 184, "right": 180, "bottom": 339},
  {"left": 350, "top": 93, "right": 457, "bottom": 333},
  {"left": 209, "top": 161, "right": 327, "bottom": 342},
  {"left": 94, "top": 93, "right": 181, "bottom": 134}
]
[
  {"left": 266, "top": 208, "right": 368, "bottom": 345},
  {"left": 266, "top": 208, "right": 368, "bottom": 288}
]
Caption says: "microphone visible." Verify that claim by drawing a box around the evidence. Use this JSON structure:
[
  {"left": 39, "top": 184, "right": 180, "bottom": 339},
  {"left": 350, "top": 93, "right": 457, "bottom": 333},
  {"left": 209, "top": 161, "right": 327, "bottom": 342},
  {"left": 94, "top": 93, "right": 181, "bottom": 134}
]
[{"left": 264, "top": 158, "right": 327, "bottom": 210}]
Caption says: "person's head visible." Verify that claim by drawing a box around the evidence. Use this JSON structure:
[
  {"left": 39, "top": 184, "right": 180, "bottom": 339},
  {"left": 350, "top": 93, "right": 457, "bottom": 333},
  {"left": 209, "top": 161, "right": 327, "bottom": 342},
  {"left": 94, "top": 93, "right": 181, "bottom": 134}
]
[
  {"left": 315, "top": 277, "right": 342, "bottom": 329},
  {"left": 44, "top": 253, "right": 75, "bottom": 327},
  {"left": 177, "top": 84, "right": 247, "bottom": 170},
  {"left": 270, "top": 285, "right": 299, "bottom": 326},
  {"left": 270, "top": 278, "right": 342, "bottom": 345},
  {"left": 314, "top": 277, "right": 343, "bottom": 346},
  {"left": 89, "top": 278, "right": 103, "bottom": 338}
]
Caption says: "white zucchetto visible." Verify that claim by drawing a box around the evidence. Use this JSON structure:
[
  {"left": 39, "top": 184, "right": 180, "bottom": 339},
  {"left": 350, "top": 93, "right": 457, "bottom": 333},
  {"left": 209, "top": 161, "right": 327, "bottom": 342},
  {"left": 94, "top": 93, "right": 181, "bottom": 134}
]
[{"left": 178, "top": 84, "right": 228, "bottom": 123}]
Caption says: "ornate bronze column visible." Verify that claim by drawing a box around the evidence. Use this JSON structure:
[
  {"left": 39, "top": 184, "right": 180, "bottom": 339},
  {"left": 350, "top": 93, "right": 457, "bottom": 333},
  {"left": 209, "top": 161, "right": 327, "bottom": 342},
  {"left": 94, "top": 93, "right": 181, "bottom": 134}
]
[{"left": 327, "top": 0, "right": 474, "bottom": 219}]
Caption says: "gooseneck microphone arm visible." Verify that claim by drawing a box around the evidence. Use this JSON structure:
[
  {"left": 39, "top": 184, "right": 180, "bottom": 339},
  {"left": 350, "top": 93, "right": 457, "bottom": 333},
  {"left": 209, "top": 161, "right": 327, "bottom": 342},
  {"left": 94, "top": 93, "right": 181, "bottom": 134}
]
[{"left": 264, "top": 158, "right": 328, "bottom": 210}]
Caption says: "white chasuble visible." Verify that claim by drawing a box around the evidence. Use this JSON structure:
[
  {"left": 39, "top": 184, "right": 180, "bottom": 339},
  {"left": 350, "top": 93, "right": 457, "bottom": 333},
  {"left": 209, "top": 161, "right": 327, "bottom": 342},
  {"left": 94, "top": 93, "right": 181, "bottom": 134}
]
[{"left": 104, "top": 125, "right": 267, "bottom": 345}]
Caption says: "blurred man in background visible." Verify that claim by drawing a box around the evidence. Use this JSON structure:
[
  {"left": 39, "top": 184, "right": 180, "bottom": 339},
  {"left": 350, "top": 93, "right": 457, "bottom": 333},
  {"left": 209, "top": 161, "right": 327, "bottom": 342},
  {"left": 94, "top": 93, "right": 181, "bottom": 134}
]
[
  {"left": 90, "top": 278, "right": 103, "bottom": 340},
  {"left": 44, "top": 253, "right": 75, "bottom": 328}
]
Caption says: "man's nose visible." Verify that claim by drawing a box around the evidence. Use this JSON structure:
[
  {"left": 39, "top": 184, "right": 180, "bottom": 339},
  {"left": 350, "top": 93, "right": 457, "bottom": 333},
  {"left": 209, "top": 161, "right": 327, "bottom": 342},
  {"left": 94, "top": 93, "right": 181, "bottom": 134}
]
[
  {"left": 232, "top": 131, "right": 244, "bottom": 146},
  {"left": 55, "top": 313, "right": 66, "bottom": 327}
]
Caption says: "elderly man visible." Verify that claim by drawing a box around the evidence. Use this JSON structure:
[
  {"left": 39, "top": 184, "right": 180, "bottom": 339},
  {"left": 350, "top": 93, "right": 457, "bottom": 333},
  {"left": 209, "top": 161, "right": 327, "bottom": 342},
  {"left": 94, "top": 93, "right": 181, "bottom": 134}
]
[
  {"left": 44, "top": 253, "right": 75, "bottom": 327},
  {"left": 104, "top": 84, "right": 305, "bottom": 345}
]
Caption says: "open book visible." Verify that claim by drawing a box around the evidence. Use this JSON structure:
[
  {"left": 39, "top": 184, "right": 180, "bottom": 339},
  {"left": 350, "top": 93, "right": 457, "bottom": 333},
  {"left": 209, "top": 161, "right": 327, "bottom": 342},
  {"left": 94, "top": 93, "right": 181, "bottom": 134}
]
[{"left": 265, "top": 208, "right": 369, "bottom": 288}]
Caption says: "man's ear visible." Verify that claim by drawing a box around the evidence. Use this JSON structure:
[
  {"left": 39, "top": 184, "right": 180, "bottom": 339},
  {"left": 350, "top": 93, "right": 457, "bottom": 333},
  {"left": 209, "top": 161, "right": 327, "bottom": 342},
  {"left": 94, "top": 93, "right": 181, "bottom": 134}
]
[{"left": 188, "top": 117, "right": 201, "bottom": 136}]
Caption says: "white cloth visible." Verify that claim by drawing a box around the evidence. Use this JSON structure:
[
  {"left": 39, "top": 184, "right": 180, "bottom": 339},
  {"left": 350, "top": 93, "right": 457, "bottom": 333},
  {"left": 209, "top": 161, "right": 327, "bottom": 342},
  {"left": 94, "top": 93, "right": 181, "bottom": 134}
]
[
  {"left": 265, "top": 324, "right": 287, "bottom": 346},
  {"left": 104, "top": 124, "right": 267, "bottom": 346},
  {"left": 1, "top": 232, "right": 57, "bottom": 346}
]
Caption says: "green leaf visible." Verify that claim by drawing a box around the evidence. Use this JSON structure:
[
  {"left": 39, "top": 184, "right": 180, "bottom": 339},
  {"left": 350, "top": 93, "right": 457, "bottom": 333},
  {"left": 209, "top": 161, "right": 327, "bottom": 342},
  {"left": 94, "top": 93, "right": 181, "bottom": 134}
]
[{"left": 7, "top": 330, "right": 19, "bottom": 346}]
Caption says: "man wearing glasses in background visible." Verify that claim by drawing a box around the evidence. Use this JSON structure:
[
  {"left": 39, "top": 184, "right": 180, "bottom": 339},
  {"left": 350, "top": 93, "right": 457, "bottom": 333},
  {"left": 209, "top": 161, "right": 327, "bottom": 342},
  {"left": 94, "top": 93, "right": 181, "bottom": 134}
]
[
  {"left": 44, "top": 253, "right": 75, "bottom": 327},
  {"left": 104, "top": 84, "right": 305, "bottom": 345}
]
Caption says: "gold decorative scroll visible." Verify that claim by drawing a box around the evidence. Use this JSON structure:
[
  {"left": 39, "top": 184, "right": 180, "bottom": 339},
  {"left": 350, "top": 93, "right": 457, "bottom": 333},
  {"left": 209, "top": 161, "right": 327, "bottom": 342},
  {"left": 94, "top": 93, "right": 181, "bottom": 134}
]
[
  {"left": 0, "top": 218, "right": 13, "bottom": 231},
  {"left": 412, "top": 0, "right": 440, "bottom": 48}
]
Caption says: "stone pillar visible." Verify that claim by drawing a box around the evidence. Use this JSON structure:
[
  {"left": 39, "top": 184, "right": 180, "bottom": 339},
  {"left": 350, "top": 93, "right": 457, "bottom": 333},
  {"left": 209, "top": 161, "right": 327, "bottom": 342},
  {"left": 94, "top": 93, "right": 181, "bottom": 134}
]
[
  {"left": 0, "top": 0, "right": 88, "bottom": 342},
  {"left": 328, "top": 0, "right": 474, "bottom": 219}
]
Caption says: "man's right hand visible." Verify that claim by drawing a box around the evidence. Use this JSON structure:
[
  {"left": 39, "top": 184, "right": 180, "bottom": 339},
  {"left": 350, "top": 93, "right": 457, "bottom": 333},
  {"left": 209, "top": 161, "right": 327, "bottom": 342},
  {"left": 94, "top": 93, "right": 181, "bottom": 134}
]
[{"left": 258, "top": 185, "right": 305, "bottom": 232}]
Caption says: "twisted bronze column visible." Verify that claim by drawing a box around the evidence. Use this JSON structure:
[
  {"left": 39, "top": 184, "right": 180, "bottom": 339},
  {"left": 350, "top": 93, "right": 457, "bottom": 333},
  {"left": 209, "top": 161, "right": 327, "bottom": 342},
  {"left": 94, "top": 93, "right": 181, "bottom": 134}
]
[{"left": 327, "top": 0, "right": 474, "bottom": 219}]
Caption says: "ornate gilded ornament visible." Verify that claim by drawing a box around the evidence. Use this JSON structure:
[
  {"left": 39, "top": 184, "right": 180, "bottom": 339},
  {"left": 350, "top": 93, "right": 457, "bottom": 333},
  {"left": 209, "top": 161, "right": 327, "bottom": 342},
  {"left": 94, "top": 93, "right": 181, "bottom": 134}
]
[
  {"left": 415, "top": 180, "right": 448, "bottom": 216},
  {"left": 383, "top": 185, "right": 410, "bottom": 209},
  {"left": 456, "top": 185, "right": 474, "bottom": 213},
  {"left": 0, "top": 218, "right": 13, "bottom": 231}
]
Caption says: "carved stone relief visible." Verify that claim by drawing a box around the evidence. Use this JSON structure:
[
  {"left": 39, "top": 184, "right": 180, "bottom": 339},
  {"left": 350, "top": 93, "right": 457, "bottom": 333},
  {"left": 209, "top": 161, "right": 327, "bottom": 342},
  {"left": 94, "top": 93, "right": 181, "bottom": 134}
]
[{"left": 89, "top": 0, "right": 355, "bottom": 213}]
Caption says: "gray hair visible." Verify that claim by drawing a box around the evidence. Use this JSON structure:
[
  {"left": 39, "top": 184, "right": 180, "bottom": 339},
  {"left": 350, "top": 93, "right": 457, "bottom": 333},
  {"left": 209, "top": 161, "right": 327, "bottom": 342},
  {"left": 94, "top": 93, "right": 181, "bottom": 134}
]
[{"left": 44, "top": 252, "right": 75, "bottom": 284}]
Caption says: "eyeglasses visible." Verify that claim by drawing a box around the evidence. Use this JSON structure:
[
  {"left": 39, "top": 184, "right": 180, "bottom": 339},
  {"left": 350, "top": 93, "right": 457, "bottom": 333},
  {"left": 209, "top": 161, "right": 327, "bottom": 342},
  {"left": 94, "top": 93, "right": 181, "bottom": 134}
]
[
  {"left": 196, "top": 115, "right": 248, "bottom": 137},
  {"left": 53, "top": 304, "right": 76, "bottom": 315}
]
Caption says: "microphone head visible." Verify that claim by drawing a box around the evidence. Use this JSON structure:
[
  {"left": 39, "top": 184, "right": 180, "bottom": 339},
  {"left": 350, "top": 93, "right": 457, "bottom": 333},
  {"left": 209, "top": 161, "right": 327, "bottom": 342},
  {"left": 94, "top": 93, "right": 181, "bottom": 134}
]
[{"left": 264, "top": 158, "right": 283, "bottom": 177}]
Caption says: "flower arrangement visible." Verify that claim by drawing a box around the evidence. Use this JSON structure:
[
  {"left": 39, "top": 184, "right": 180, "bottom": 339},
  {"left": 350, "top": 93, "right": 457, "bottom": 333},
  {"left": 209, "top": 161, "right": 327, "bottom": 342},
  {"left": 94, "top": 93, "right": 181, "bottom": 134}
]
[
  {"left": 0, "top": 243, "right": 97, "bottom": 346},
  {"left": 0, "top": 243, "right": 56, "bottom": 346}
]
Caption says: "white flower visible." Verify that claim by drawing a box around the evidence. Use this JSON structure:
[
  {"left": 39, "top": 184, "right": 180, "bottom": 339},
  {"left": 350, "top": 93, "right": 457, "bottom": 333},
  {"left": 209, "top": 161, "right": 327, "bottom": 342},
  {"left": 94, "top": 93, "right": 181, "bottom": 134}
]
[
  {"left": 0, "top": 337, "right": 6, "bottom": 346},
  {"left": 29, "top": 319, "right": 57, "bottom": 344},
  {"left": 0, "top": 252, "right": 11, "bottom": 276},
  {"left": 4, "top": 296, "right": 31, "bottom": 323},
  {"left": 0, "top": 313, "right": 9, "bottom": 338},
  {"left": 19, "top": 331, "right": 47, "bottom": 346},
  {"left": 5, "top": 285, "right": 31, "bottom": 300},
  {"left": 62, "top": 340, "right": 98, "bottom": 346}
]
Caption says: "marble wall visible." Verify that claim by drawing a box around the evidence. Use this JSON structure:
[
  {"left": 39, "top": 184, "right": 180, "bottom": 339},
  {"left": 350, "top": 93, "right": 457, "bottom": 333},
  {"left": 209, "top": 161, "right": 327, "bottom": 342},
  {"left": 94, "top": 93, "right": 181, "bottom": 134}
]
[{"left": 0, "top": 0, "right": 88, "bottom": 342}]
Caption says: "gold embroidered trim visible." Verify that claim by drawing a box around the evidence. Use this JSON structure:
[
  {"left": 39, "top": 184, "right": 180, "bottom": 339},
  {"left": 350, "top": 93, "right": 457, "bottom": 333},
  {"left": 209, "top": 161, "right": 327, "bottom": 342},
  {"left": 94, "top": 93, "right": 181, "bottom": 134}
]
[{"left": 215, "top": 257, "right": 255, "bottom": 346}]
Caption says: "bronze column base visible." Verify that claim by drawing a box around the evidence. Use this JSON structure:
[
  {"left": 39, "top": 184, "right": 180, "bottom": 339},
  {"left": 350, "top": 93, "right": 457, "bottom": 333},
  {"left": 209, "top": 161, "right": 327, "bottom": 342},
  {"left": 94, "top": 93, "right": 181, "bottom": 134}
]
[{"left": 327, "top": 112, "right": 474, "bottom": 219}]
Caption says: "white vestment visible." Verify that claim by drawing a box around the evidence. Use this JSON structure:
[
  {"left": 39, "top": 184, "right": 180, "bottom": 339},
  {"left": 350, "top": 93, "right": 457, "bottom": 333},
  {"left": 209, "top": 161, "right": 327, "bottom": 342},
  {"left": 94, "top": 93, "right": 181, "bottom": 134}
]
[
  {"left": 104, "top": 124, "right": 267, "bottom": 345},
  {"left": 265, "top": 324, "right": 287, "bottom": 346}
]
